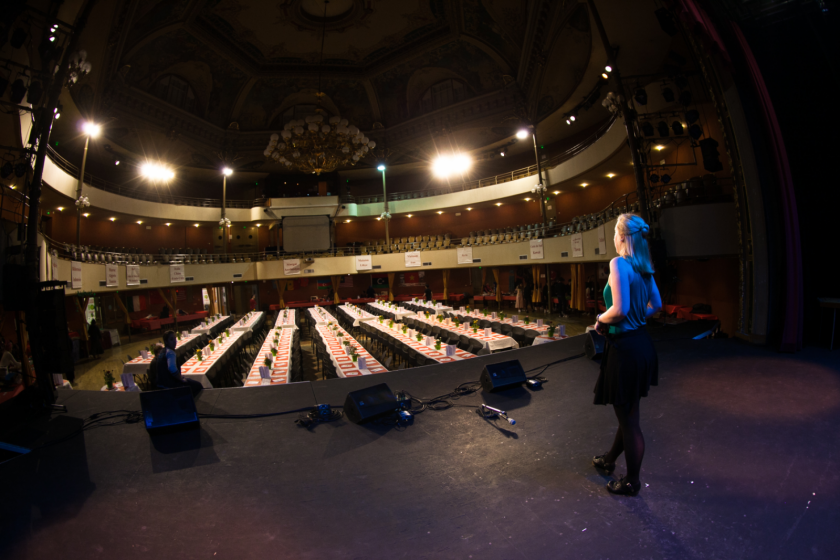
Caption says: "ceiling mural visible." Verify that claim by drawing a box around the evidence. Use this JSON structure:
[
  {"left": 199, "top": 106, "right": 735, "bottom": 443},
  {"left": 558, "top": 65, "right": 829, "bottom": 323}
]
[
  {"left": 123, "top": 29, "right": 250, "bottom": 127},
  {"left": 371, "top": 40, "right": 504, "bottom": 124},
  {"left": 461, "top": 0, "right": 527, "bottom": 69},
  {"left": 127, "top": 0, "right": 193, "bottom": 47}
]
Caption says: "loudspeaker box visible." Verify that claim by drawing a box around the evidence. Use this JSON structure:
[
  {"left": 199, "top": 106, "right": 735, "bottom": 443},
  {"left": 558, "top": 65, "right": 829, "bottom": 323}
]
[
  {"left": 480, "top": 360, "right": 526, "bottom": 392},
  {"left": 343, "top": 383, "right": 399, "bottom": 424},
  {"left": 140, "top": 387, "right": 199, "bottom": 435}
]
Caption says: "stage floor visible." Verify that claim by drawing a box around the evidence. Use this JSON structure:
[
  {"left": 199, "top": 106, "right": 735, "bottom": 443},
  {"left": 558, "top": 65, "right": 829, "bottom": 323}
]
[{"left": 1, "top": 336, "right": 838, "bottom": 559}]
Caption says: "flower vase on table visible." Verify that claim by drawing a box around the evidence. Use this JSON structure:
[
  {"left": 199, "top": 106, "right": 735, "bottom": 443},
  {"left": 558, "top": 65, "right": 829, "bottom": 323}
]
[
  {"left": 524, "top": 316, "right": 530, "bottom": 325},
  {"left": 434, "top": 340, "right": 441, "bottom": 351},
  {"left": 547, "top": 326, "right": 556, "bottom": 338},
  {"left": 104, "top": 371, "right": 115, "bottom": 391},
  {"left": 416, "top": 333, "right": 423, "bottom": 342},
  {"left": 196, "top": 350, "right": 203, "bottom": 362}
]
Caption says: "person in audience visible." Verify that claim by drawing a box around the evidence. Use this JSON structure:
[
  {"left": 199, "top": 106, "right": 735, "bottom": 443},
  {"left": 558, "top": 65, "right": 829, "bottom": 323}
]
[
  {"left": 1, "top": 342, "right": 22, "bottom": 385},
  {"left": 365, "top": 285, "right": 375, "bottom": 299},
  {"left": 514, "top": 281, "right": 525, "bottom": 312},
  {"left": 151, "top": 330, "right": 202, "bottom": 397},
  {"left": 88, "top": 319, "right": 103, "bottom": 359},
  {"left": 424, "top": 284, "right": 432, "bottom": 301},
  {"left": 160, "top": 305, "right": 170, "bottom": 320},
  {"left": 524, "top": 277, "right": 534, "bottom": 312},
  {"left": 541, "top": 283, "right": 548, "bottom": 313},
  {"left": 591, "top": 214, "right": 662, "bottom": 496},
  {"left": 250, "top": 295, "right": 256, "bottom": 311}
]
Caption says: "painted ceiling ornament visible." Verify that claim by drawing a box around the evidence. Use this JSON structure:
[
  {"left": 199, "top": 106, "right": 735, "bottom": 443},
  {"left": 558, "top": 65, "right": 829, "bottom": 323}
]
[
  {"left": 66, "top": 50, "right": 92, "bottom": 86},
  {"left": 75, "top": 195, "right": 90, "bottom": 207},
  {"left": 601, "top": 92, "right": 623, "bottom": 116}
]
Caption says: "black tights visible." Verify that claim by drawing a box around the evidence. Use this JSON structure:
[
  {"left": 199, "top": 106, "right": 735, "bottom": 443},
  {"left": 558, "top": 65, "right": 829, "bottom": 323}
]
[{"left": 604, "top": 399, "right": 644, "bottom": 486}]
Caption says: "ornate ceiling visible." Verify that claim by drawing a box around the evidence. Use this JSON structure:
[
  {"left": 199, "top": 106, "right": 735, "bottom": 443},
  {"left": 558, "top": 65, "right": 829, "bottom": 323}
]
[{"left": 66, "top": 0, "right": 601, "bottom": 177}]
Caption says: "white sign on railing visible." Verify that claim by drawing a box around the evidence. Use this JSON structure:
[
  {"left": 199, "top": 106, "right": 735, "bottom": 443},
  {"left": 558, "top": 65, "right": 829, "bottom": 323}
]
[
  {"left": 283, "top": 259, "right": 301, "bottom": 275},
  {"left": 404, "top": 251, "right": 421, "bottom": 268},
  {"left": 457, "top": 246, "right": 473, "bottom": 265},
  {"left": 355, "top": 255, "right": 372, "bottom": 271},
  {"left": 105, "top": 263, "right": 119, "bottom": 287},
  {"left": 572, "top": 233, "right": 584, "bottom": 258},
  {"left": 170, "top": 264, "right": 185, "bottom": 283},
  {"left": 71, "top": 261, "right": 82, "bottom": 289},
  {"left": 126, "top": 264, "right": 140, "bottom": 286},
  {"left": 529, "top": 239, "right": 544, "bottom": 260},
  {"left": 597, "top": 224, "right": 607, "bottom": 255}
]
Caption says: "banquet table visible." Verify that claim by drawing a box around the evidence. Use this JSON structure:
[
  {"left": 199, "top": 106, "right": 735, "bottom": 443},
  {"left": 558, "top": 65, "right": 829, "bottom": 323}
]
[
  {"left": 191, "top": 315, "right": 231, "bottom": 335},
  {"left": 367, "top": 301, "right": 416, "bottom": 322},
  {"left": 307, "top": 307, "right": 336, "bottom": 326},
  {"left": 410, "top": 315, "right": 519, "bottom": 352},
  {"left": 243, "top": 326, "right": 296, "bottom": 386},
  {"left": 366, "top": 319, "right": 476, "bottom": 364},
  {"left": 122, "top": 333, "right": 203, "bottom": 376},
  {"left": 232, "top": 311, "right": 264, "bottom": 333},
  {"left": 410, "top": 301, "right": 454, "bottom": 314},
  {"left": 448, "top": 309, "right": 552, "bottom": 334},
  {"left": 338, "top": 305, "right": 378, "bottom": 327},
  {"left": 274, "top": 309, "right": 298, "bottom": 329},
  {"left": 532, "top": 334, "right": 571, "bottom": 345},
  {"left": 131, "top": 311, "right": 209, "bottom": 331},
  {"left": 314, "top": 324, "right": 388, "bottom": 377},
  {"left": 178, "top": 330, "right": 247, "bottom": 388}
]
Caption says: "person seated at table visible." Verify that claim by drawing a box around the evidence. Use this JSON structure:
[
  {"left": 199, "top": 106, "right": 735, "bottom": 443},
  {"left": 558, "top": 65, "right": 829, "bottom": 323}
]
[
  {"left": 365, "top": 285, "right": 375, "bottom": 298},
  {"left": 150, "top": 330, "right": 202, "bottom": 397},
  {"left": 424, "top": 284, "right": 432, "bottom": 301},
  {"left": 1, "top": 342, "right": 22, "bottom": 385},
  {"left": 160, "top": 306, "right": 170, "bottom": 320}
]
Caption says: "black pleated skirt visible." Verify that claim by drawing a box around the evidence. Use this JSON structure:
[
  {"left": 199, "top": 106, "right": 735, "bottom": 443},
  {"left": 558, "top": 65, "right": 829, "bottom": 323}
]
[{"left": 593, "top": 326, "right": 658, "bottom": 406}]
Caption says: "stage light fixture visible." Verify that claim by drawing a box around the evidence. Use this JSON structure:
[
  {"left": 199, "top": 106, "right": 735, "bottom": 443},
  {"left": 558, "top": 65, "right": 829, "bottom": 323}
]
[
  {"left": 0, "top": 162, "right": 11, "bottom": 178},
  {"left": 634, "top": 88, "right": 648, "bottom": 105},
  {"left": 662, "top": 87, "right": 675, "bottom": 103},
  {"left": 570, "top": 115, "right": 576, "bottom": 122},
  {"left": 437, "top": 211, "right": 443, "bottom": 214},
  {"left": 83, "top": 213, "right": 89, "bottom": 217},
  {"left": 641, "top": 122, "right": 655, "bottom": 137},
  {"left": 565, "top": 118, "right": 571, "bottom": 125},
  {"left": 499, "top": 151, "right": 505, "bottom": 157},
  {"left": 137, "top": 221, "right": 143, "bottom": 225},
  {"left": 432, "top": 153, "right": 472, "bottom": 178},
  {"left": 607, "top": 173, "right": 616, "bottom": 179},
  {"left": 553, "top": 190, "right": 560, "bottom": 195},
  {"left": 10, "top": 79, "right": 26, "bottom": 104},
  {"left": 407, "top": 214, "right": 413, "bottom": 218},
  {"left": 54, "top": 103, "right": 63, "bottom": 119},
  {"left": 581, "top": 183, "right": 588, "bottom": 187},
  {"left": 605, "top": 65, "right": 612, "bottom": 72},
  {"left": 466, "top": 207, "right": 472, "bottom": 211},
  {"left": 82, "top": 121, "right": 101, "bottom": 137},
  {"left": 689, "top": 124, "right": 703, "bottom": 140},
  {"left": 495, "top": 202, "right": 502, "bottom": 206},
  {"left": 699, "top": 138, "right": 723, "bottom": 172},
  {"left": 194, "top": 224, "right": 199, "bottom": 227},
  {"left": 654, "top": 145, "right": 665, "bottom": 151},
  {"left": 57, "top": 207, "right": 63, "bottom": 211},
  {"left": 656, "top": 121, "right": 670, "bottom": 137},
  {"left": 524, "top": 197, "right": 531, "bottom": 202},
  {"left": 671, "top": 121, "right": 685, "bottom": 135},
  {"left": 115, "top": 160, "right": 120, "bottom": 165},
  {"left": 222, "top": 167, "right": 233, "bottom": 176},
  {"left": 377, "top": 164, "right": 385, "bottom": 171},
  {"left": 516, "top": 129, "right": 530, "bottom": 139},
  {"left": 141, "top": 162, "right": 175, "bottom": 181},
  {"left": 109, "top": 217, "right": 116, "bottom": 221},
  {"left": 165, "top": 223, "right": 171, "bottom": 226},
  {"left": 14, "top": 162, "right": 28, "bottom": 177},
  {"left": 602, "top": 73, "right": 609, "bottom": 80},
  {"left": 661, "top": 174, "right": 672, "bottom": 184},
  {"left": 345, "top": 219, "right": 351, "bottom": 223},
  {"left": 649, "top": 173, "right": 660, "bottom": 183},
  {"left": 685, "top": 110, "right": 700, "bottom": 124}
]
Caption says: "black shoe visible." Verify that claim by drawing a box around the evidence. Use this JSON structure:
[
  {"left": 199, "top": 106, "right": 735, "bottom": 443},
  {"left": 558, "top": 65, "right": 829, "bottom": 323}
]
[
  {"left": 607, "top": 476, "right": 640, "bottom": 496},
  {"left": 592, "top": 454, "right": 616, "bottom": 473}
]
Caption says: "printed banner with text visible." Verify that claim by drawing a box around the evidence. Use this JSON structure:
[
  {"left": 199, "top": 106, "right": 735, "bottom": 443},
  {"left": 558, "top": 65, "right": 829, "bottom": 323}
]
[
  {"left": 71, "top": 261, "right": 82, "bottom": 289},
  {"left": 283, "top": 259, "right": 301, "bottom": 275},
  {"left": 404, "top": 251, "right": 422, "bottom": 268},
  {"left": 529, "top": 239, "right": 544, "bottom": 260},
  {"left": 170, "top": 264, "right": 185, "bottom": 283},
  {"left": 571, "top": 233, "right": 583, "bottom": 258},
  {"left": 457, "top": 246, "right": 473, "bottom": 265},
  {"left": 126, "top": 264, "right": 140, "bottom": 286},
  {"left": 105, "top": 264, "right": 119, "bottom": 287},
  {"left": 355, "top": 255, "right": 372, "bottom": 271}
]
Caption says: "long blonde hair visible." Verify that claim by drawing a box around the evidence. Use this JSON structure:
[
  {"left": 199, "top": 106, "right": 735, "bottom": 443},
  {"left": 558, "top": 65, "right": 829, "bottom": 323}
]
[{"left": 616, "top": 214, "right": 654, "bottom": 277}]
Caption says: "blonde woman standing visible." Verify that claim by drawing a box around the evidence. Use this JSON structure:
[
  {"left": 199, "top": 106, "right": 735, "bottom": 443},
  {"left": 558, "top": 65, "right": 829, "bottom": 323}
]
[{"left": 591, "top": 214, "right": 662, "bottom": 496}]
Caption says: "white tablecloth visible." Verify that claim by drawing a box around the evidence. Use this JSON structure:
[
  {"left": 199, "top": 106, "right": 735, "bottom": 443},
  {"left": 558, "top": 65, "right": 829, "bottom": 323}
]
[
  {"left": 367, "top": 320, "right": 476, "bottom": 363},
  {"left": 339, "top": 305, "right": 378, "bottom": 327},
  {"left": 411, "top": 301, "right": 454, "bottom": 314},
  {"left": 308, "top": 307, "right": 337, "bottom": 326},
  {"left": 191, "top": 315, "right": 230, "bottom": 335},
  {"left": 532, "top": 334, "right": 570, "bottom": 346},
  {"left": 244, "top": 327, "right": 295, "bottom": 386},
  {"left": 178, "top": 330, "right": 247, "bottom": 388},
  {"left": 411, "top": 315, "right": 519, "bottom": 352},
  {"left": 368, "top": 302, "right": 416, "bottom": 322},
  {"left": 232, "top": 311, "right": 264, "bottom": 333},
  {"left": 315, "top": 324, "right": 388, "bottom": 377},
  {"left": 274, "top": 309, "right": 298, "bottom": 329},
  {"left": 449, "top": 310, "right": 551, "bottom": 334},
  {"left": 122, "top": 333, "right": 203, "bottom": 376}
]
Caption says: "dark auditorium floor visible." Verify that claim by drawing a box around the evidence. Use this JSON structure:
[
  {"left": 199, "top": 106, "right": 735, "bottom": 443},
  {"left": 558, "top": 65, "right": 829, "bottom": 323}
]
[{"left": 1, "top": 335, "right": 837, "bottom": 559}]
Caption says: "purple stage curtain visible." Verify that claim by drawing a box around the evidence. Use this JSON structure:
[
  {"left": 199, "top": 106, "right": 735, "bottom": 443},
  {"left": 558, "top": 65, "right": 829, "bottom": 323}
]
[
  {"left": 729, "top": 22, "right": 803, "bottom": 351},
  {"left": 669, "top": 0, "right": 730, "bottom": 62}
]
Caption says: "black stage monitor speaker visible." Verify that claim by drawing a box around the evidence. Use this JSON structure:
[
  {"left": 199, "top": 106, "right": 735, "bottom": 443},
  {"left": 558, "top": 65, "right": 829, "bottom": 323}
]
[
  {"left": 585, "top": 330, "right": 605, "bottom": 361},
  {"left": 140, "top": 387, "right": 199, "bottom": 435},
  {"left": 343, "top": 383, "right": 399, "bottom": 424},
  {"left": 480, "top": 360, "right": 526, "bottom": 392}
]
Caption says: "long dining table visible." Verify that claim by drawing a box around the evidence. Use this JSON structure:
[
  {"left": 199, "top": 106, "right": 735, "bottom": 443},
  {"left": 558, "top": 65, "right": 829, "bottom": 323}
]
[
  {"left": 274, "top": 309, "right": 298, "bottom": 329},
  {"left": 367, "top": 301, "right": 417, "bottom": 322},
  {"left": 178, "top": 330, "right": 247, "bottom": 388},
  {"left": 314, "top": 322, "right": 389, "bottom": 377},
  {"left": 339, "top": 304, "right": 379, "bottom": 327},
  {"left": 243, "top": 326, "right": 296, "bottom": 386},
  {"left": 232, "top": 311, "right": 264, "bottom": 333},
  {"left": 448, "top": 309, "right": 553, "bottom": 334},
  {"left": 191, "top": 315, "right": 232, "bottom": 336},
  {"left": 408, "top": 300, "right": 454, "bottom": 314},
  {"left": 365, "top": 318, "right": 476, "bottom": 363},
  {"left": 121, "top": 333, "right": 204, "bottom": 376},
  {"left": 410, "top": 314, "right": 520, "bottom": 352}
]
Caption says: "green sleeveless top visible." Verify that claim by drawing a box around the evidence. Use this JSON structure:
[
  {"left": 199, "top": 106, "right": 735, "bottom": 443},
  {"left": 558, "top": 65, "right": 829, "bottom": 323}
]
[{"left": 603, "top": 261, "right": 651, "bottom": 334}]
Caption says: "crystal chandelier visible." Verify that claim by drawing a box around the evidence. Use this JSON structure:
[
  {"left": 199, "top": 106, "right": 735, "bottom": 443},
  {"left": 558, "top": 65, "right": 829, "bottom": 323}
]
[
  {"left": 262, "top": 0, "right": 375, "bottom": 175},
  {"left": 264, "top": 117, "right": 375, "bottom": 175}
]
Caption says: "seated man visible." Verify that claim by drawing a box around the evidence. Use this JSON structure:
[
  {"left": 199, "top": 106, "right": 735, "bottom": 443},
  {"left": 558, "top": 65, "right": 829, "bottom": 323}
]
[
  {"left": 0, "top": 342, "right": 22, "bottom": 386},
  {"left": 151, "top": 331, "right": 202, "bottom": 397}
]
